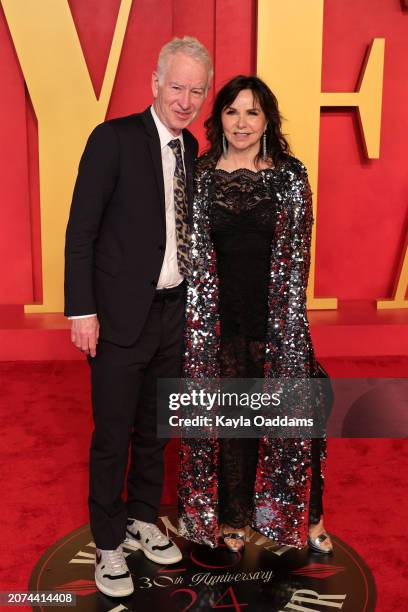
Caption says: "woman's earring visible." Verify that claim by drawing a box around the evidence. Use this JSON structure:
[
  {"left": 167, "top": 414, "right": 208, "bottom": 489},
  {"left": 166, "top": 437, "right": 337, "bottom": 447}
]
[
  {"left": 262, "top": 131, "right": 267, "bottom": 161},
  {"left": 222, "top": 134, "right": 228, "bottom": 159}
]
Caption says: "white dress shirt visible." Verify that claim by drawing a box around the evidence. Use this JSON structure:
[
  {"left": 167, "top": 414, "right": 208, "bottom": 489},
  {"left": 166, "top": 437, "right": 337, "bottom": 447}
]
[
  {"left": 150, "top": 105, "right": 185, "bottom": 290},
  {"left": 69, "top": 105, "right": 185, "bottom": 319}
]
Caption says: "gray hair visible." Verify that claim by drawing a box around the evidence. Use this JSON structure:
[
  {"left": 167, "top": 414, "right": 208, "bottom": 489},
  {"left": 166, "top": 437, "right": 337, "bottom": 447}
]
[{"left": 157, "top": 36, "right": 213, "bottom": 91}]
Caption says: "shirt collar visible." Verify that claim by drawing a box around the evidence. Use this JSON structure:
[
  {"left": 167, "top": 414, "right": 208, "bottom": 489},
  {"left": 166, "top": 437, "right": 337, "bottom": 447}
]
[{"left": 150, "top": 105, "right": 185, "bottom": 151}]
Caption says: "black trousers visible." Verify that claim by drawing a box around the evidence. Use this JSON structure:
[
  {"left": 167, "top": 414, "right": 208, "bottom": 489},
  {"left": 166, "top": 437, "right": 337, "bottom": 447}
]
[{"left": 88, "top": 284, "right": 185, "bottom": 549}]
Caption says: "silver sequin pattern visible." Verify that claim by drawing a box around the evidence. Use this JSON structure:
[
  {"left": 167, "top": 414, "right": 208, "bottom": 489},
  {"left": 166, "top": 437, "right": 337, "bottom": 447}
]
[{"left": 178, "top": 155, "right": 327, "bottom": 548}]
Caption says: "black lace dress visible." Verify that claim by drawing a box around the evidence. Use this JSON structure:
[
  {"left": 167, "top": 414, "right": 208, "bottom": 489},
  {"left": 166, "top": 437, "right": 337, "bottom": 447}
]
[
  {"left": 209, "top": 168, "right": 274, "bottom": 527},
  {"left": 210, "top": 168, "right": 323, "bottom": 528}
]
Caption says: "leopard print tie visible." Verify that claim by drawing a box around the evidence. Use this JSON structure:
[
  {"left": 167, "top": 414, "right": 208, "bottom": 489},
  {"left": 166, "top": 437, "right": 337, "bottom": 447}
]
[{"left": 168, "top": 139, "right": 191, "bottom": 278}]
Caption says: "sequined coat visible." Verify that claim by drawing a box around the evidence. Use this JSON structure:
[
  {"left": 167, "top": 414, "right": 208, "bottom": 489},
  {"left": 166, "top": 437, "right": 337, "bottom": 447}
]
[{"left": 178, "top": 154, "right": 325, "bottom": 548}]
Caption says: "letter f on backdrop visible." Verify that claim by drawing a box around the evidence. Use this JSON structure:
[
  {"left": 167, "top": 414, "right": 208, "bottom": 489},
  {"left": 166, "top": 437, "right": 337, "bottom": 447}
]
[
  {"left": 257, "top": 0, "right": 386, "bottom": 309},
  {"left": 1, "top": 0, "right": 132, "bottom": 312}
]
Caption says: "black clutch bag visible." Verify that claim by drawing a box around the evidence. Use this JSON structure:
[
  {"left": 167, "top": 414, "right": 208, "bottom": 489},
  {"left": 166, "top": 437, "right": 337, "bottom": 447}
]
[{"left": 311, "top": 360, "right": 334, "bottom": 421}]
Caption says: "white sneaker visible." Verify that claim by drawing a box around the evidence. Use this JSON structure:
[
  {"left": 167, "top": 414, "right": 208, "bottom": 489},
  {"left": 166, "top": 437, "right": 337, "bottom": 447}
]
[
  {"left": 94, "top": 546, "right": 134, "bottom": 597},
  {"left": 124, "top": 518, "right": 182, "bottom": 565}
]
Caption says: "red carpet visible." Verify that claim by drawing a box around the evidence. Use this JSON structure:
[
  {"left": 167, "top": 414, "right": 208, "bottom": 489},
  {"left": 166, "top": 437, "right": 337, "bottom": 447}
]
[{"left": 0, "top": 358, "right": 407, "bottom": 611}]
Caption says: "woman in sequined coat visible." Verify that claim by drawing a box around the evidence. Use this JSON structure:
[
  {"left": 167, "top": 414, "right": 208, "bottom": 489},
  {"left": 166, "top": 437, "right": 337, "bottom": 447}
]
[{"left": 177, "top": 76, "right": 332, "bottom": 554}]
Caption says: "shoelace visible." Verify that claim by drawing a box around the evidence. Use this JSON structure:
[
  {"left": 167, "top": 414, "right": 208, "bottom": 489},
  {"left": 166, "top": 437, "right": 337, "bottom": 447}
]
[
  {"left": 140, "top": 523, "right": 169, "bottom": 545},
  {"left": 105, "top": 547, "right": 128, "bottom": 575}
]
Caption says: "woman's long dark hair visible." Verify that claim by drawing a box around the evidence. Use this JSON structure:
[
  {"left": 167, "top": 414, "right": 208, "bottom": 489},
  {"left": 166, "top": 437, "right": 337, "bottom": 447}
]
[{"left": 204, "top": 75, "right": 290, "bottom": 168}]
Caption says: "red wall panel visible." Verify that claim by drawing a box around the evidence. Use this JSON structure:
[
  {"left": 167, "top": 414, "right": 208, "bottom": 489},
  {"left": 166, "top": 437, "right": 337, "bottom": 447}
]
[
  {"left": 107, "top": 0, "right": 174, "bottom": 118},
  {"left": 68, "top": 0, "right": 122, "bottom": 99},
  {"left": 0, "top": 3, "right": 33, "bottom": 304},
  {"left": 172, "top": 0, "right": 216, "bottom": 145}
]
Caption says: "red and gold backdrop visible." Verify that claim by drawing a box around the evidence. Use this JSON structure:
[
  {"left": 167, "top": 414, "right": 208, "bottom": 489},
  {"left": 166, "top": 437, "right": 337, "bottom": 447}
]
[{"left": 0, "top": 0, "right": 407, "bottom": 357}]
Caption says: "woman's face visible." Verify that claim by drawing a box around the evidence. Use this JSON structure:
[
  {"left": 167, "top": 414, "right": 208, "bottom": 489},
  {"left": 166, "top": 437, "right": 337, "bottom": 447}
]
[{"left": 221, "top": 89, "right": 267, "bottom": 155}]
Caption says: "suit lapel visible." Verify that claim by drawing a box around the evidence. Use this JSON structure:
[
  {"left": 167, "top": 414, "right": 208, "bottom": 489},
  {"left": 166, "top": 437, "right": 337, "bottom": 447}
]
[{"left": 141, "top": 108, "right": 165, "bottom": 218}]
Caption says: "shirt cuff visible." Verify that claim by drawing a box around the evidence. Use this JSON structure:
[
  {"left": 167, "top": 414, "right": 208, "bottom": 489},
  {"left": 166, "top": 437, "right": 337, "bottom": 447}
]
[{"left": 68, "top": 314, "right": 97, "bottom": 319}]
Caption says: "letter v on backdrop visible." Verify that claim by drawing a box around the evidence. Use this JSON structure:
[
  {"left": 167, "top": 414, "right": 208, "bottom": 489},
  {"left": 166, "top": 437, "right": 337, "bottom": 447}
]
[{"left": 1, "top": 0, "right": 132, "bottom": 313}]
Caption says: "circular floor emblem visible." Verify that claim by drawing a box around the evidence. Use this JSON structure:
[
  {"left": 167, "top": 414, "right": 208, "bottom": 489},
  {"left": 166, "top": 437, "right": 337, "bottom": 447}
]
[{"left": 29, "top": 507, "right": 376, "bottom": 612}]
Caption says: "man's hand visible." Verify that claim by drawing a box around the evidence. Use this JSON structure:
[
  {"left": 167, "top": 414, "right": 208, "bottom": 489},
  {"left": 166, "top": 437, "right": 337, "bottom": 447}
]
[{"left": 71, "top": 315, "right": 100, "bottom": 357}]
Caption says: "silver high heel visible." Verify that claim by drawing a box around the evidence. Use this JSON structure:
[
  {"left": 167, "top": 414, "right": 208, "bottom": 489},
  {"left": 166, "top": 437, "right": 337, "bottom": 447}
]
[
  {"left": 220, "top": 525, "right": 247, "bottom": 553},
  {"left": 308, "top": 532, "right": 333, "bottom": 554}
]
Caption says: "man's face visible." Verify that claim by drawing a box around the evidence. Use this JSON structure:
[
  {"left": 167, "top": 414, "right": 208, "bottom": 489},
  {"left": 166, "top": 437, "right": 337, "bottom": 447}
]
[{"left": 152, "top": 52, "right": 209, "bottom": 135}]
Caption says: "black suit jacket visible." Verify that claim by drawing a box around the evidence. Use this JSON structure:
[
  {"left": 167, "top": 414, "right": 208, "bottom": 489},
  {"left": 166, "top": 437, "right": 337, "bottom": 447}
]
[{"left": 64, "top": 107, "right": 198, "bottom": 345}]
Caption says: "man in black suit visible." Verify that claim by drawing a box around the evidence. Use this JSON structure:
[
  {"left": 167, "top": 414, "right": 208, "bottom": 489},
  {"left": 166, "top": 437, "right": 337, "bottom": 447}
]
[{"left": 65, "top": 36, "right": 212, "bottom": 597}]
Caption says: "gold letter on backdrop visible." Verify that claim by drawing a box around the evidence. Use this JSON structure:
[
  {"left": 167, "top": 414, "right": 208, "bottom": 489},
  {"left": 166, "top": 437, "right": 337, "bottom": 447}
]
[
  {"left": 1, "top": 0, "right": 132, "bottom": 312},
  {"left": 257, "top": 0, "right": 385, "bottom": 309},
  {"left": 377, "top": 241, "right": 408, "bottom": 309}
]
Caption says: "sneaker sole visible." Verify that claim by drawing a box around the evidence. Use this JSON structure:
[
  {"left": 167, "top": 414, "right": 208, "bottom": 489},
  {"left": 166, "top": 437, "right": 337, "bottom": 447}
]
[
  {"left": 124, "top": 538, "right": 182, "bottom": 565},
  {"left": 95, "top": 576, "right": 134, "bottom": 598}
]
